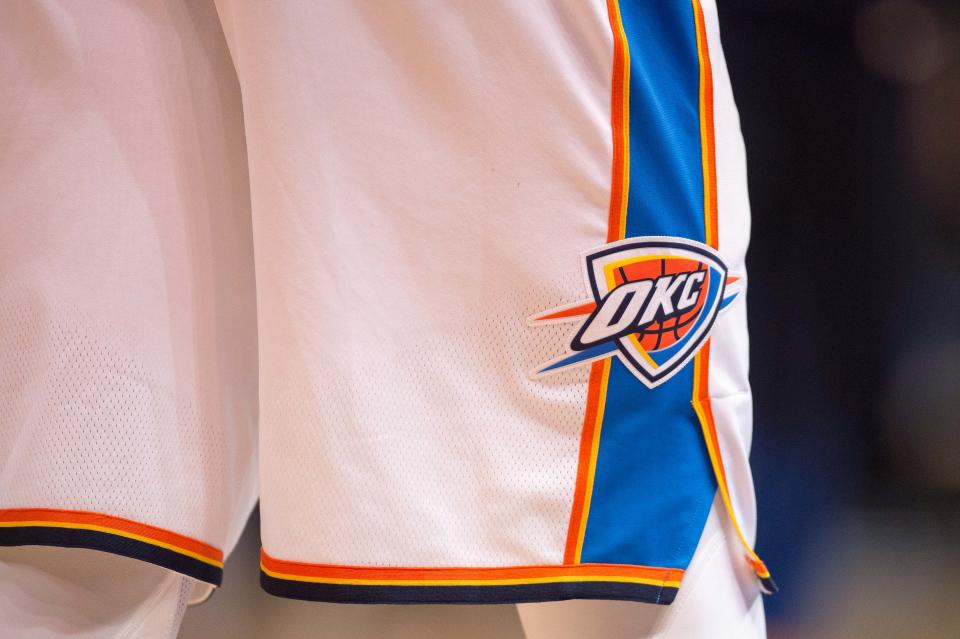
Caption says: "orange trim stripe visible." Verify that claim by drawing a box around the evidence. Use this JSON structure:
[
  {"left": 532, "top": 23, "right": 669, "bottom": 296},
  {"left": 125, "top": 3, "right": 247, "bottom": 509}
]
[
  {"left": 561, "top": 0, "right": 631, "bottom": 569},
  {"left": 0, "top": 508, "right": 223, "bottom": 566},
  {"left": 563, "top": 362, "right": 605, "bottom": 563},
  {"left": 534, "top": 302, "right": 597, "bottom": 321},
  {"left": 261, "top": 550, "right": 683, "bottom": 587},
  {"left": 606, "top": 0, "right": 630, "bottom": 243},
  {"left": 692, "top": 346, "right": 772, "bottom": 584},
  {"left": 693, "top": 0, "right": 719, "bottom": 249},
  {"left": 563, "top": 358, "right": 611, "bottom": 564},
  {"left": 690, "top": 0, "right": 774, "bottom": 591}
]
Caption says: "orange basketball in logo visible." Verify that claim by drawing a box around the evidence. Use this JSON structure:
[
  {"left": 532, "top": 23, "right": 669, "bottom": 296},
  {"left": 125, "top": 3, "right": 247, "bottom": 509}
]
[
  {"left": 531, "top": 237, "right": 739, "bottom": 389},
  {"left": 611, "top": 258, "right": 708, "bottom": 351}
]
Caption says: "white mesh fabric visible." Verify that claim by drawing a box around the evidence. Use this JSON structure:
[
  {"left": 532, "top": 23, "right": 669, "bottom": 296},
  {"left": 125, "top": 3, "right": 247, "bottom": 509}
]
[
  {"left": 227, "top": 0, "right": 615, "bottom": 567},
  {"left": 259, "top": 289, "right": 589, "bottom": 567},
  {"left": 0, "top": 295, "right": 243, "bottom": 539},
  {"left": 0, "top": 0, "right": 257, "bottom": 554}
]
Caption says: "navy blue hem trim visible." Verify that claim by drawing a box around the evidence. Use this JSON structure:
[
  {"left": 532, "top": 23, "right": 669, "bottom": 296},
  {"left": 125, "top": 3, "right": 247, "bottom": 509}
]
[
  {"left": 0, "top": 526, "right": 222, "bottom": 585},
  {"left": 260, "top": 572, "right": 677, "bottom": 605},
  {"left": 760, "top": 575, "right": 779, "bottom": 595}
]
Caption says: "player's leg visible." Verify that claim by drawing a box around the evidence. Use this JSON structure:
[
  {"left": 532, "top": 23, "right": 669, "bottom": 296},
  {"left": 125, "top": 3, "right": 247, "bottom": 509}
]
[
  {"left": 0, "top": 2, "right": 257, "bottom": 635},
  {"left": 517, "top": 499, "right": 766, "bottom": 639},
  {"left": 0, "top": 547, "right": 193, "bottom": 639}
]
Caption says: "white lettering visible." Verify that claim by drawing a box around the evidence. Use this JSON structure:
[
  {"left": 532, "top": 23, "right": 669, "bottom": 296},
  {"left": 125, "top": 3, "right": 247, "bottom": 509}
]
[
  {"left": 637, "top": 273, "right": 688, "bottom": 325},
  {"left": 577, "top": 280, "right": 653, "bottom": 346}
]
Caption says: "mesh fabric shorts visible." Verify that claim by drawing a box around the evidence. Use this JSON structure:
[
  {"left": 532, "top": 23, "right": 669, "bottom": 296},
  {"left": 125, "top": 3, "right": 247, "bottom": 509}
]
[{"left": 0, "top": 0, "right": 772, "bottom": 607}]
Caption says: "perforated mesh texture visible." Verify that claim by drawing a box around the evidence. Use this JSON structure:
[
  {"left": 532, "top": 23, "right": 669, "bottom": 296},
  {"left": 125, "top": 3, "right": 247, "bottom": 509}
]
[
  {"left": 0, "top": 293, "right": 249, "bottom": 545},
  {"left": 0, "top": 0, "right": 258, "bottom": 554},
  {"left": 260, "top": 284, "right": 589, "bottom": 567},
  {"left": 226, "top": 0, "right": 620, "bottom": 569}
]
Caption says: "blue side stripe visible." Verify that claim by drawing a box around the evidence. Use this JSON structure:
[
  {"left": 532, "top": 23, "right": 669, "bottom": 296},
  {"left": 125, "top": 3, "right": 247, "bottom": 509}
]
[{"left": 580, "top": 1, "right": 716, "bottom": 570}]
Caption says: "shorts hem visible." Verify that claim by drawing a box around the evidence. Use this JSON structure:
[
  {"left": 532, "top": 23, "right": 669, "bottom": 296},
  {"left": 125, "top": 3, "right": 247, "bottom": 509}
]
[
  {"left": 0, "top": 508, "right": 224, "bottom": 585},
  {"left": 259, "top": 549, "right": 682, "bottom": 605}
]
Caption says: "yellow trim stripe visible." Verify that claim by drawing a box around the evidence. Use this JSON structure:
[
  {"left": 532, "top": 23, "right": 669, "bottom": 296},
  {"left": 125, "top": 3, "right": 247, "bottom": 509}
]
[
  {"left": 610, "top": 0, "right": 631, "bottom": 242},
  {"left": 573, "top": 358, "right": 611, "bottom": 564},
  {"left": 626, "top": 334, "right": 658, "bottom": 367},
  {"left": 692, "top": 0, "right": 716, "bottom": 249},
  {"left": 567, "top": 0, "right": 628, "bottom": 564},
  {"left": 690, "top": 361, "right": 768, "bottom": 576},
  {"left": 0, "top": 520, "right": 224, "bottom": 568},
  {"left": 260, "top": 563, "right": 681, "bottom": 589},
  {"left": 689, "top": 0, "right": 773, "bottom": 588}
]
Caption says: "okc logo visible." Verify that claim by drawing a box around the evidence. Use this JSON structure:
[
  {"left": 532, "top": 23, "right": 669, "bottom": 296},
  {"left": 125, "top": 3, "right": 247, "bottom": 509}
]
[{"left": 530, "top": 237, "right": 742, "bottom": 388}]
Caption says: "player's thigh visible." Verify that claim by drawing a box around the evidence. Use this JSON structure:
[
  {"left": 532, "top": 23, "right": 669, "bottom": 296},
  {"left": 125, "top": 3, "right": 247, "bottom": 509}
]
[
  {"left": 0, "top": 546, "right": 193, "bottom": 639},
  {"left": 517, "top": 500, "right": 766, "bottom": 639}
]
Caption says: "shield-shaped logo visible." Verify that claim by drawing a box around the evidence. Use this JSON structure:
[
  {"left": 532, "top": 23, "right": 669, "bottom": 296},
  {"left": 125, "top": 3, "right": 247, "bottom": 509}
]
[{"left": 530, "top": 237, "right": 742, "bottom": 388}]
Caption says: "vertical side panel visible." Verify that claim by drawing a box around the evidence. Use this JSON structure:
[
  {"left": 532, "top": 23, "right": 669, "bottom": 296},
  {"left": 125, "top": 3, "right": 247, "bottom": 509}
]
[{"left": 579, "top": 0, "right": 716, "bottom": 569}]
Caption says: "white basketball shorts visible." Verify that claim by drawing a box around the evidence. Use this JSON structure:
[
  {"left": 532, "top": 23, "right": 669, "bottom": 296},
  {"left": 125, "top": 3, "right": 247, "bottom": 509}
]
[{"left": 0, "top": 0, "right": 773, "bottom": 607}]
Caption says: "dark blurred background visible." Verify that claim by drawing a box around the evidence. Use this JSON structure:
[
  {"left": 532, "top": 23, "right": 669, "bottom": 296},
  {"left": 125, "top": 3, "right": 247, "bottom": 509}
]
[{"left": 718, "top": 0, "right": 960, "bottom": 636}]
